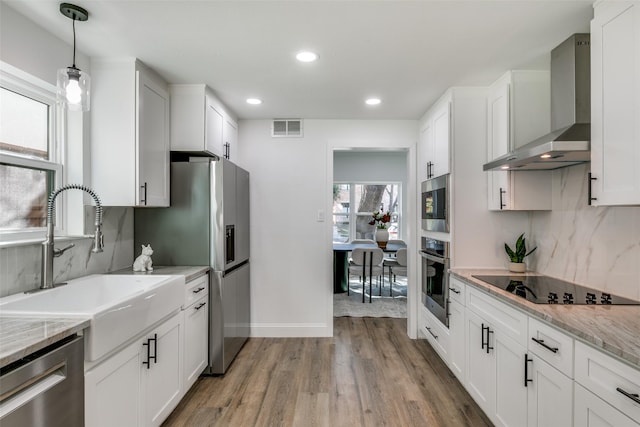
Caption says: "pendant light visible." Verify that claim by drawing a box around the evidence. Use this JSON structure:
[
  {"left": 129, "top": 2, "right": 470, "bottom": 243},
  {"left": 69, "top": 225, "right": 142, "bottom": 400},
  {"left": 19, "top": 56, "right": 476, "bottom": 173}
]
[{"left": 57, "top": 3, "right": 90, "bottom": 112}]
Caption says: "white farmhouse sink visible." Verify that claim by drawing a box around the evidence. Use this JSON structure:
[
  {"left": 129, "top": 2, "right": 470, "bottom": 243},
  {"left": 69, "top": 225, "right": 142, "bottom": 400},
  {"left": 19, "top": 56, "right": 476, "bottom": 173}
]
[{"left": 0, "top": 274, "right": 184, "bottom": 362}]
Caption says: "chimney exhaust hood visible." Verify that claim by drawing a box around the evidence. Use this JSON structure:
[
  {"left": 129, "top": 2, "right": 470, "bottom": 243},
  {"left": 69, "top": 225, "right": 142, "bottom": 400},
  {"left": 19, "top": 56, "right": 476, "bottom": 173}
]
[{"left": 484, "top": 34, "right": 591, "bottom": 171}]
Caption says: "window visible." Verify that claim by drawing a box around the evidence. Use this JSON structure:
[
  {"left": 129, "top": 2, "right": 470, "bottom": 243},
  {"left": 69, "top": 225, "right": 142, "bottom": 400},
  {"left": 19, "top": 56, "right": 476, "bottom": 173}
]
[
  {"left": 0, "top": 63, "right": 63, "bottom": 242},
  {"left": 332, "top": 182, "right": 401, "bottom": 243}
]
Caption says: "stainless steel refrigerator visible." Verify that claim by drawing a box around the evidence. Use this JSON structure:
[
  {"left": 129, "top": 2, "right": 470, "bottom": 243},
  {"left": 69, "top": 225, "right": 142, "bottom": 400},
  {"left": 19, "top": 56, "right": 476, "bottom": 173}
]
[{"left": 134, "top": 157, "right": 250, "bottom": 374}]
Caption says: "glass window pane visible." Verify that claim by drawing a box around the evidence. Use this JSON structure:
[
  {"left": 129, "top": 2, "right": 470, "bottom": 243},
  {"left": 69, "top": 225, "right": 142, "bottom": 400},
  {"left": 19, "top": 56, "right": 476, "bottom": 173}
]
[
  {"left": 332, "top": 214, "right": 349, "bottom": 243},
  {"left": 0, "top": 163, "right": 53, "bottom": 230},
  {"left": 0, "top": 87, "right": 49, "bottom": 160}
]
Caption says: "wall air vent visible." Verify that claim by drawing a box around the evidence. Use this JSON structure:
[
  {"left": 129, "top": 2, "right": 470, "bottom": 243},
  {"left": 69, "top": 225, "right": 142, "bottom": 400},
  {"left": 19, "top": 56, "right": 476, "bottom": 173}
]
[{"left": 272, "top": 119, "right": 303, "bottom": 137}]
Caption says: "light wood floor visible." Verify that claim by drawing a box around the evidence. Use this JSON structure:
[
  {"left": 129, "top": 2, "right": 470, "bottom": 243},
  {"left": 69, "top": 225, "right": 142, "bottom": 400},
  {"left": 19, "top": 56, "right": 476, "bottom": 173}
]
[{"left": 162, "top": 317, "right": 492, "bottom": 427}]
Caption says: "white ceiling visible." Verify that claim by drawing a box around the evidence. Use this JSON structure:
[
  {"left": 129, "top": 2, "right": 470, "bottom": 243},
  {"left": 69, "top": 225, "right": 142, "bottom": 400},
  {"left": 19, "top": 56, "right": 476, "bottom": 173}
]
[{"left": 3, "top": 0, "right": 593, "bottom": 120}]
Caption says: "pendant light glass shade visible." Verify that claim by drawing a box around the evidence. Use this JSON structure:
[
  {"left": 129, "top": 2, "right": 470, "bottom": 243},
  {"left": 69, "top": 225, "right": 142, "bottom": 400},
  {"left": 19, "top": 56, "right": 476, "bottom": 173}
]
[
  {"left": 57, "top": 3, "right": 90, "bottom": 112},
  {"left": 57, "top": 65, "right": 90, "bottom": 111}
]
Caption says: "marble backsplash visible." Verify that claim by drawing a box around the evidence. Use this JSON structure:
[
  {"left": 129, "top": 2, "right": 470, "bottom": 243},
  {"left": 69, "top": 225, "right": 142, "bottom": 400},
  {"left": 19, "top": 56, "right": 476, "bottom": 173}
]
[
  {"left": 0, "top": 207, "right": 134, "bottom": 297},
  {"left": 530, "top": 164, "right": 640, "bottom": 301}
]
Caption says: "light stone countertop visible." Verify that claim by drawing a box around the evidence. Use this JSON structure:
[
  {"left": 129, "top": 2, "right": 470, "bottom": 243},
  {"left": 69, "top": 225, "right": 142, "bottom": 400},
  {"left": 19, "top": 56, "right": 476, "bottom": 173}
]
[
  {"left": 0, "top": 266, "right": 208, "bottom": 369},
  {"left": 0, "top": 317, "right": 90, "bottom": 368},
  {"left": 451, "top": 268, "right": 640, "bottom": 369}
]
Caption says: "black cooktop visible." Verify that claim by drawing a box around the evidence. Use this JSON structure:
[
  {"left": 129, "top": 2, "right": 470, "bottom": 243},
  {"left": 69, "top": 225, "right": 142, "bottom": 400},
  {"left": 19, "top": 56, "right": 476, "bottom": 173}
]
[{"left": 472, "top": 275, "right": 640, "bottom": 305}]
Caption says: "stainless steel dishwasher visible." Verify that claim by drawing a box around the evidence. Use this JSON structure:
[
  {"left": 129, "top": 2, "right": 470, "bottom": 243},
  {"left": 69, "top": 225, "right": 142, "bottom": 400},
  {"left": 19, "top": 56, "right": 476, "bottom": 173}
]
[{"left": 0, "top": 335, "right": 84, "bottom": 427}]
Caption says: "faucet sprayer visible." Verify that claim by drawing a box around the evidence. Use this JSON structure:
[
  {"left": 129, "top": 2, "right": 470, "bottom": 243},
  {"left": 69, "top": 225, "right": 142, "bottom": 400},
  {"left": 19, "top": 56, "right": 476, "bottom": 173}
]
[{"left": 40, "top": 184, "right": 104, "bottom": 290}]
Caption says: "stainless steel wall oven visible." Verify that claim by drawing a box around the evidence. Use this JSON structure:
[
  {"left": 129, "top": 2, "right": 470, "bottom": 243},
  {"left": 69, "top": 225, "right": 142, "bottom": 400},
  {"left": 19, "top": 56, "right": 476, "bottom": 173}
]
[
  {"left": 420, "top": 237, "right": 450, "bottom": 327},
  {"left": 421, "top": 174, "right": 450, "bottom": 232}
]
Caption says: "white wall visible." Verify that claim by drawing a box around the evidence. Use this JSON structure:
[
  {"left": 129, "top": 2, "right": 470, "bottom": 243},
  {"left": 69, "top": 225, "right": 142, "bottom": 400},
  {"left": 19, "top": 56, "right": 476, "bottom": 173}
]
[{"left": 238, "top": 119, "right": 418, "bottom": 337}]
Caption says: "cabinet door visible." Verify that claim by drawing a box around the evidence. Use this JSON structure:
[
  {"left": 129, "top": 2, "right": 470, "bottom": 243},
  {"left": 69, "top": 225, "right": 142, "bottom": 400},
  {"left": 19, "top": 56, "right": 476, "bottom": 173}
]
[
  {"left": 432, "top": 102, "right": 450, "bottom": 178},
  {"left": 85, "top": 341, "right": 142, "bottom": 427},
  {"left": 183, "top": 295, "right": 208, "bottom": 392},
  {"left": 419, "top": 123, "right": 433, "bottom": 181},
  {"left": 494, "top": 333, "right": 527, "bottom": 427},
  {"left": 527, "top": 354, "right": 573, "bottom": 427},
  {"left": 137, "top": 69, "right": 170, "bottom": 207},
  {"left": 206, "top": 100, "right": 224, "bottom": 157},
  {"left": 223, "top": 117, "right": 238, "bottom": 160},
  {"left": 143, "top": 313, "right": 183, "bottom": 427},
  {"left": 448, "top": 299, "right": 465, "bottom": 382},
  {"left": 575, "top": 383, "right": 640, "bottom": 427},
  {"left": 591, "top": 1, "right": 640, "bottom": 205},
  {"left": 465, "top": 309, "right": 495, "bottom": 416},
  {"left": 487, "top": 81, "right": 511, "bottom": 211}
]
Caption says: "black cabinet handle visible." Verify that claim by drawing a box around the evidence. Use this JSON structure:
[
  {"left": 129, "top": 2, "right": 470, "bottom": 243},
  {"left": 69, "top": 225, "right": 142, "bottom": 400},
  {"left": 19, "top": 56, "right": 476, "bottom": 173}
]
[
  {"left": 194, "top": 302, "right": 207, "bottom": 311},
  {"left": 149, "top": 333, "right": 157, "bottom": 365},
  {"left": 499, "top": 187, "right": 506, "bottom": 210},
  {"left": 140, "top": 182, "right": 148, "bottom": 205},
  {"left": 486, "top": 329, "right": 494, "bottom": 354},
  {"left": 531, "top": 337, "right": 559, "bottom": 354},
  {"left": 588, "top": 173, "right": 597, "bottom": 206},
  {"left": 142, "top": 338, "right": 151, "bottom": 369},
  {"left": 425, "top": 326, "right": 438, "bottom": 340},
  {"left": 524, "top": 354, "right": 533, "bottom": 387},
  {"left": 192, "top": 286, "right": 205, "bottom": 294},
  {"left": 616, "top": 387, "right": 640, "bottom": 404},
  {"left": 481, "top": 323, "right": 489, "bottom": 350},
  {"left": 449, "top": 287, "right": 460, "bottom": 294}
]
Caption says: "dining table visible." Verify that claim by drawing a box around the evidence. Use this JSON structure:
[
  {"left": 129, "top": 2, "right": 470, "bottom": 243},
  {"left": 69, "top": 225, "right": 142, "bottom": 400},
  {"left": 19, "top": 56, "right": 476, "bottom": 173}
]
[{"left": 332, "top": 241, "right": 407, "bottom": 293}]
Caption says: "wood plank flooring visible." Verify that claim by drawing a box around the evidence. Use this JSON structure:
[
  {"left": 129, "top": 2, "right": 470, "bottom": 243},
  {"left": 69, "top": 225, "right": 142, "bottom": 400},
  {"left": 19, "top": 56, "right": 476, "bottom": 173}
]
[{"left": 162, "top": 317, "right": 492, "bottom": 427}]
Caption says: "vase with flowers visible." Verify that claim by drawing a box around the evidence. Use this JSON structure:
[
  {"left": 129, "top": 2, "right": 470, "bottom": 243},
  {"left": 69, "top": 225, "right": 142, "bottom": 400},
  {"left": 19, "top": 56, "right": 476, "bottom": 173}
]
[{"left": 369, "top": 211, "right": 391, "bottom": 248}]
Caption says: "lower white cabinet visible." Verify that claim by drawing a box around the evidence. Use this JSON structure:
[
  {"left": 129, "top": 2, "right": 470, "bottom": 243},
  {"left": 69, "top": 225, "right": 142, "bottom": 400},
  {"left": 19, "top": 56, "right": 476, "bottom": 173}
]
[
  {"left": 575, "top": 383, "right": 640, "bottom": 427},
  {"left": 183, "top": 294, "right": 208, "bottom": 391},
  {"left": 85, "top": 312, "right": 183, "bottom": 427},
  {"left": 526, "top": 353, "right": 573, "bottom": 427},
  {"left": 447, "top": 297, "right": 465, "bottom": 382},
  {"left": 419, "top": 305, "right": 450, "bottom": 363}
]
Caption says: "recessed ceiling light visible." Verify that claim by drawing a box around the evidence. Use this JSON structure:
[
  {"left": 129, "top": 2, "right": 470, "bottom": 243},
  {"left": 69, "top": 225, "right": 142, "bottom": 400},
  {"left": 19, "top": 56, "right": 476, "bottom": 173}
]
[
  {"left": 296, "top": 51, "right": 318, "bottom": 62},
  {"left": 246, "top": 98, "right": 262, "bottom": 105},
  {"left": 540, "top": 154, "right": 551, "bottom": 159},
  {"left": 501, "top": 165, "right": 510, "bottom": 170},
  {"left": 365, "top": 98, "right": 381, "bottom": 106}
]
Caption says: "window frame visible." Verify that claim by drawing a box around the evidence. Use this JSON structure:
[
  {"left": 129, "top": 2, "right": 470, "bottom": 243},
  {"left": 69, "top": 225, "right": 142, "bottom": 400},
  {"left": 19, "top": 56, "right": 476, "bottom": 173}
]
[
  {"left": 0, "top": 62, "right": 65, "bottom": 245},
  {"left": 332, "top": 181, "right": 402, "bottom": 243}
]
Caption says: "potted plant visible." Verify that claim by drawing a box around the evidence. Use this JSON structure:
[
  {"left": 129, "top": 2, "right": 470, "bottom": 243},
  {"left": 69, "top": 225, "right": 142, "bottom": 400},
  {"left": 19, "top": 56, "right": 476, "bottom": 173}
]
[
  {"left": 505, "top": 233, "right": 537, "bottom": 273},
  {"left": 369, "top": 211, "right": 391, "bottom": 248}
]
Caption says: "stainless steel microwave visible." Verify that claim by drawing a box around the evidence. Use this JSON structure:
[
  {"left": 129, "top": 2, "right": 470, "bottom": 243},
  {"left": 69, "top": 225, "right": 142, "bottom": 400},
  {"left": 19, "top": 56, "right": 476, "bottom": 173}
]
[{"left": 421, "top": 174, "right": 449, "bottom": 232}]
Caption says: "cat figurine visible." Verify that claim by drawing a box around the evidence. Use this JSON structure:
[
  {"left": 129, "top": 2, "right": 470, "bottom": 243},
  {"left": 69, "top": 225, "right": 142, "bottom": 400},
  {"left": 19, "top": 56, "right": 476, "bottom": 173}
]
[{"left": 133, "top": 244, "right": 154, "bottom": 272}]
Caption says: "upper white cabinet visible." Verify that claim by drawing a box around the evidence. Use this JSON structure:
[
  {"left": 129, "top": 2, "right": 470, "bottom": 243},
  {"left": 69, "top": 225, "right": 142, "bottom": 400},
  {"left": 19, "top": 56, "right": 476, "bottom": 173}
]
[
  {"left": 590, "top": 1, "right": 640, "bottom": 206},
  {"left": 486, "top": 70, "right": 552, "bottom": 210},
  {"left": 91, "top": 58, "right": 170, "bottom": 207},
  {"left": 419, "top": 95, "right": 450, "bottom": 180},
  {"left": 170, "top": 84, "right": 238, "bottom": 160}
]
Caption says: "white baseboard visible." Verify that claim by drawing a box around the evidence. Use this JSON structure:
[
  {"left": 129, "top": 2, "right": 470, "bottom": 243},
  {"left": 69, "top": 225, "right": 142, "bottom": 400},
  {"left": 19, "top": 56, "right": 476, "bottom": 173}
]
[{"left": 249, "top": 322, "right": 331, "bottom": 338}]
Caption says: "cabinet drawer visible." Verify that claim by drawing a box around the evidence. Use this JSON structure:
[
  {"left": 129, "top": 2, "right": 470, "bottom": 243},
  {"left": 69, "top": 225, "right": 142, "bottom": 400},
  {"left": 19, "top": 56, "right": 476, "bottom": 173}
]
[
  {"left": 420, "top": 306, "right": 450, "bottom": 363},
  {"left": 183, "top": 274, "right": 209, "bottom": 308},
  {"left": 448, "top": 276, "right": 466, "bottom": 305},
  {"left": 466, "top": 286, "right": 528, "bottom": 347},
  {"left": 575, "top": 383, "right": 640, "bottom": 427},
  {"left": 528, "top": 317, "right": 574, "bottom": 378},
  {"left": 575, "top": 341, "right": 640, "bottom": 422}
]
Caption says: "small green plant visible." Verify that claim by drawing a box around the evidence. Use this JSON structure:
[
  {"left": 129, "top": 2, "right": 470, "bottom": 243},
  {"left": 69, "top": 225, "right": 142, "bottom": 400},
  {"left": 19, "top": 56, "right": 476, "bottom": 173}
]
[{"left": 505, "top": 233, "right": 537, "bottom": 263}]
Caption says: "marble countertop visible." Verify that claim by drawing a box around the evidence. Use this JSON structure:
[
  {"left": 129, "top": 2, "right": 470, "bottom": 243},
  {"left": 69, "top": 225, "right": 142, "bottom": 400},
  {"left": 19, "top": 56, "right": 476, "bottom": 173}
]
[
  {"left": 0, "top": 317, "right": 90, "bottom": 368},
  {"left": 0, "top": 266, "right": 208, "bottom": 369},
  {"left": 451, "top": 268, "right": 640, "bottom": 369},
  {"left": 111, "top": 265, "right": 209, "bottom": 283}
]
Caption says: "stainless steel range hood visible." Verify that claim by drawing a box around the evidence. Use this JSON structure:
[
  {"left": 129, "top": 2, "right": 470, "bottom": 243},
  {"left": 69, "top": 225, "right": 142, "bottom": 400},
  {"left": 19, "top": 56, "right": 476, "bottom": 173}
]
[{"left": 484, "top": 34, "right": 591, "bottom": 171}]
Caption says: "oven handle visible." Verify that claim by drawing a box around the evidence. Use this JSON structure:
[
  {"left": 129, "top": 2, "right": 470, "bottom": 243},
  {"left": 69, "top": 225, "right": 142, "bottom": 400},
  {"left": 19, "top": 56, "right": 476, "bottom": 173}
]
[{"left": 419, "top": 251, "right": 447, "bottom": 265}]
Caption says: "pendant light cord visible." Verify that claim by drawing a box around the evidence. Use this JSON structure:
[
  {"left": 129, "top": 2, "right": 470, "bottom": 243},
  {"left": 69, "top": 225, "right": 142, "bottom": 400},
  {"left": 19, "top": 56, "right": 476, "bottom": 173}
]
[{"left": 72, "top": 13, "right": 77, "bottom": 68}]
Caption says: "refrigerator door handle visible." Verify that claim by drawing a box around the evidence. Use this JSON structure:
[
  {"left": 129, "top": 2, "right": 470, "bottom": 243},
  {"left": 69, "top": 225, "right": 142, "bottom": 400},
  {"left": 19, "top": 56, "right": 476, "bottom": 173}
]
[{"left": 226, "top": 225, "right": 235, "bottom": 264}]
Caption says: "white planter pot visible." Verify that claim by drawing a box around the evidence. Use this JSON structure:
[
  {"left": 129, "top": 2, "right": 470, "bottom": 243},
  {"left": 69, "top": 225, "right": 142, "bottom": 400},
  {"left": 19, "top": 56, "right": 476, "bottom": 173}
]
[
  {"left": 375, "top": 228, "right": 389, "bottom": 248},
  {"left": 509, "top": 262, "right": 526, "bottom": 273}
]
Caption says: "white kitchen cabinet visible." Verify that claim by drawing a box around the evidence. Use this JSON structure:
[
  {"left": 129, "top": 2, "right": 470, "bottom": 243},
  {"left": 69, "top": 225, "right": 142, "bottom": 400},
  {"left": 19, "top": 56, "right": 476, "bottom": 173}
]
[
  {"left": 590, "top": 1, "right": 640, "bottom": 206},
  {"left": 419, "top": 305, "right": 450, "bottom": 363},
  {"left": 85, "top": 312, "right": 183, "bottom": 427},
  {"left": 91, "top": 58, "right": 170, "bottom": 207},
  {"left": 170, "top": 84, "right": 238, "bottom": 159},
  {"left": 486, "top": 70, "right": 552, "bottom": 211},
  {"left": 223, "top": 116, "right": 238, "bottom": 160},
  {"left": 575, "top": 340, "right": 640, "bottom": 424},
  {"left": 182, "top": 274, "right": 209, "bottom": 392},
  {"left": 526, "top": 353, "right": 573, "bottom": 427},
  {"left": 418, "top": 94, "right": 450, "bottom": 180},
  {"left": 465, "top": 287, "right": 529, "bottom": 427},
  {"left": 447, "top": 277, "right": 466, "bottom": 382},
  {"left": 575, "top": 383, "right": 640, "bottom": 427}
]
